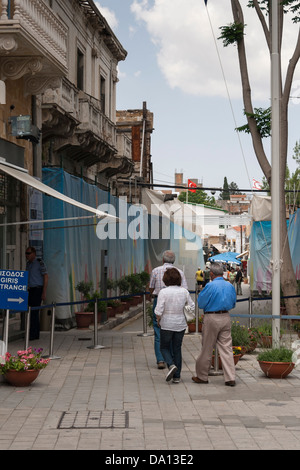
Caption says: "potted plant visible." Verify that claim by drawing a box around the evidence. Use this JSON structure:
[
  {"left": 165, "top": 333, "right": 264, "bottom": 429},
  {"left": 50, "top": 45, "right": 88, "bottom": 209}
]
[
  {"left": 231, "top": 321, "right": 251, "bottom": 355},
  {"left": 127, "top": 273, "right": 143, "bottom": 305},
  {"left": 253, "top": 321, "right": 284, "bottom": 348},
  {"left": 75, "top": 281, "right": 107, "bottom": 328},
  {"left": 107, "top": 299, "right": 123, "bottom": 317},
  {"left": 139, "top": 271, "right": 151, "bottom": 299},
  {"left": 257, "top": 348, "right": 295, "bottom": 378},
  {"left": 212, "top": 346, "right": 242, "bottom": 369},
  {"left": 117, "top": 276, "right": 131, "bottom": 310},
  {"left": 188, "top": 315, "right": 203, "bottom": 333},
  {"left": 0, "top": 347, "right": 50, "bottom": 387}
]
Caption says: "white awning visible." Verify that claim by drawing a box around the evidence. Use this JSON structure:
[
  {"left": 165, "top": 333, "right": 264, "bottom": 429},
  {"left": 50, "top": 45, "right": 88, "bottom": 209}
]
[{"left": 0, "top": 160, "right": 118, "bottom": 221}]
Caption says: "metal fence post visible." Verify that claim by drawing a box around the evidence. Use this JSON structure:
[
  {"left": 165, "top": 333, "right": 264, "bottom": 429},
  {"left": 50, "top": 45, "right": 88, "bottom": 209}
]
[
  {"left": 87, "top": 299, "right": 106, "bottom": 349},
  {"left": 25, "top": 307, "right": 31, "bottom": 350},
  {"left": 209, "top": 343, "right": 223, "bottom": 376},
  {"left": 2, "top": 309, "right": 9, "bottom": 353},
  {"left": 43, "top": 303, "right": 60, "bottom": 360},
  {"left": 137, "top": 292, "right": 153, "bottom": 337}
]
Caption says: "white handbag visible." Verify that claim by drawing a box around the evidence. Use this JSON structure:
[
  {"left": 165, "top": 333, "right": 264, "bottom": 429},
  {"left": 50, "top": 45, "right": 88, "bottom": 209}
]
[{"left": 184, "top": 292, "right": 195, "bottom": 322}]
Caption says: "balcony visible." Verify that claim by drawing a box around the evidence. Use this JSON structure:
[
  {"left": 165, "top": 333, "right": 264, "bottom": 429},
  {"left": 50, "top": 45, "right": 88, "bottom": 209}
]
[
  {"left": 0, "top": 0, "right": 68, "bottom": 83},
  {"left": 42, "top": 78, "right": 134, "bottom": 176}
]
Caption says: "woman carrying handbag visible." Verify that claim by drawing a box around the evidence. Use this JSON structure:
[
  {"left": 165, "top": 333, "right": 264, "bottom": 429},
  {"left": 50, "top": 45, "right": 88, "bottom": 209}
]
[{"left": 155, "top": 268, "right": 194, "bottom": 383}]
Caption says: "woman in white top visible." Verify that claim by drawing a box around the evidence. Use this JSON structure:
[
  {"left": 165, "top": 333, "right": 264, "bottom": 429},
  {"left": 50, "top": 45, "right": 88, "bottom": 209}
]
[{"left": 155, "top": 268, "right": 194, "bottom": 383}]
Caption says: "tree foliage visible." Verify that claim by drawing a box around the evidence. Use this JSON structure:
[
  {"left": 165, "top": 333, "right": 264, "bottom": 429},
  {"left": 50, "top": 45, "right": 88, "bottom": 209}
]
[{"left": 178, "top": 189, "right": 217, "bottom": 207}]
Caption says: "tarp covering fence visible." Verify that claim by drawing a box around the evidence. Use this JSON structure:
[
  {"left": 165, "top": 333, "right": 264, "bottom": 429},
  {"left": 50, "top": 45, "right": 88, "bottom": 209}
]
[{"left": 42, "top": 168, "right": 204, "bottom": 324}]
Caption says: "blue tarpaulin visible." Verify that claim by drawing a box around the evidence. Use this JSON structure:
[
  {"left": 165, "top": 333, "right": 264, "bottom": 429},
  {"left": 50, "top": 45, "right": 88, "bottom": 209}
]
[
  {"left": 208, "top": 252, "right": 241, "bottom": 265},
  {"left": 249, "top": 208, "right": 300, "bottom": 293}
]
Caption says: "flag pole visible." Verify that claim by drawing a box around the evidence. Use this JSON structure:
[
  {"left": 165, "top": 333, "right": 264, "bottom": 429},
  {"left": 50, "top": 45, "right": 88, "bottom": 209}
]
[{"left": 271, "top": 0, "right": 281, "bottom": 348}]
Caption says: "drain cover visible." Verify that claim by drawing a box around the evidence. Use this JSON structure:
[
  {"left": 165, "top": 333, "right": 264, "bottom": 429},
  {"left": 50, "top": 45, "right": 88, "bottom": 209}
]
[{"left": 58, "top": 410, "right": 129, "bottom": 429}]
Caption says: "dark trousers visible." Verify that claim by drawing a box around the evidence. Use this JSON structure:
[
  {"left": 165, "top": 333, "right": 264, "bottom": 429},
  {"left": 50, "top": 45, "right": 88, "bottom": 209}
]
[
  {"left": 160, "top": 329, "right": 185, "bottom": 379},
  {"left": 21, "top": 287, "right": 42, "bottom": 340}
]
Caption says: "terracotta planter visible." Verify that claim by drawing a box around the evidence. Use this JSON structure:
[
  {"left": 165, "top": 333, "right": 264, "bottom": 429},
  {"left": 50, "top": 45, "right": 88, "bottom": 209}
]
[
  {"left": 107, "top": 307, "right": 115, "bottom": 318},
  {"left": 188, "top": 323, "right": 202, "bottom": 333},
  {"left": 4, "top": 369, "right": 40, "bottom": 387},
  {"left": 258, "top": 361, "right": 294, "bottom": 379},
  {"left": 130, "top": 297, "right": 141, "bottom": 306},
  {"left": 115, "top": 303, "right": 126, "bottom": 314},
  {"left": 246, "top": 341, "right": 257, "bottom": 353},
  {"left": 260, "top": 335, "right": 272, "bottom": 348},
  {"left": 75, "top": 311, "right": 94, "bottom": 329},
  {"left": 239, "top": 346, "right": 247, "bottom": 357},
  {"left": 212, "top": 354, "right": 241, "bottom": 369}
]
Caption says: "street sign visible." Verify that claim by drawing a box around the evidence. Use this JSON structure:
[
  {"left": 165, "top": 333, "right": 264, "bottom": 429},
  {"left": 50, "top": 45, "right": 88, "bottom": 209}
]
[{"left": 0, "top": 269, "right": 28, "bottom": 311}]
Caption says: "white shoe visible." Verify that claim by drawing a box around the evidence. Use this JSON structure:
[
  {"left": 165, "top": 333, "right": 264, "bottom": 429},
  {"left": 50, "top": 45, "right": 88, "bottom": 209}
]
[
  {"left": 172, "top": 377, "right": 180, "bottom": 383},
  {"left": 166, "top": 364, "right": 178, "bottom": 382}
]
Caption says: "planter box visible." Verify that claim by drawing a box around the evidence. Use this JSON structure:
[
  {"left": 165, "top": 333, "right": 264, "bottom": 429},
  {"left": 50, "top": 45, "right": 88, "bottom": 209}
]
[
  {"left": 75, "top": 311, "right": 94, "bottom": 329},
  {"left": 258, "top": 360, "right": 294, "bottom": 378},
  {"left": 188, "top": 323, "right": 202, "bottom": 333}
]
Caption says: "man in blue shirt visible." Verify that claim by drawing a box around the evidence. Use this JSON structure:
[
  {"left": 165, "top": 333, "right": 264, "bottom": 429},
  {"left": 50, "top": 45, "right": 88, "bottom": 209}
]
[
  {"left": 25, "top": 246, "right": 48, "bottom": 340},
  {"left": 192, "top": 263, "right": 237, "bottom": 386}
]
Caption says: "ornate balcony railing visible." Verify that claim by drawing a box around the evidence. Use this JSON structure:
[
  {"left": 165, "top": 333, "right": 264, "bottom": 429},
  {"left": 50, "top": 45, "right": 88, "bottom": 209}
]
[{"left": 0, "top": 0, "right": 68, "bottom": 73}]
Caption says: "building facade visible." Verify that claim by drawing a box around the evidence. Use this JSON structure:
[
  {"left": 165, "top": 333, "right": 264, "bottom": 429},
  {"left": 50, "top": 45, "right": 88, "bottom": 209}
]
[{"left": 0, "top": 0, "right": 140, "bottom": 271}]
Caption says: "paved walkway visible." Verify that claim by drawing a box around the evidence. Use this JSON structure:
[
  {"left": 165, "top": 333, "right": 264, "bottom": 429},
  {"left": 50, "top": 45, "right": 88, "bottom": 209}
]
[{"left": 1, "top": 289, "right": 300, "bottom": 451}]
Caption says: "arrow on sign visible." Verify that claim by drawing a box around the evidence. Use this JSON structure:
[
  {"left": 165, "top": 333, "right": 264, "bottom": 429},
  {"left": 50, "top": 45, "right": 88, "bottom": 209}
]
[{"left": 7, "top": 297, "right": 25, "bottom": 304}]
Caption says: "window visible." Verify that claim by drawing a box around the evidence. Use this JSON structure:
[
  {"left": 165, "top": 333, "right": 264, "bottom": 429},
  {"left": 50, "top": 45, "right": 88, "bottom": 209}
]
[
  {"left": 100, "top": 75, "right": 106, "bottom": 113},
  {"left": 77, "top": 49, "right": 84, "bottom": 90}
]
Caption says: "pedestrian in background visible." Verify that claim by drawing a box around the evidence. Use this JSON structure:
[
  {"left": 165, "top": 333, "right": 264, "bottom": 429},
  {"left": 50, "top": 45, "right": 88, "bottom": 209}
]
[
  {"left": 195, "top": 267, "right": 204, "bottom": 288},
  {"left": 149, "top": 250, "right": 188, "bottom": 369},
  {"left": 155, "top": 268, "right": 194, "bottom": 383},
  {"left": 235, "top": 266, "right": 243, "bottom": 295},
  {"left": 192, "top": 263, "right": 237, "bottom": 387},
  {"left": 203, "top": 264, "right": 211, "bottom": 287},
  {"left": 25, "top": 246, "right": 48, "bottom": 340},
  {"left": 229, "top": 267, "right": 236, "bottom": 285}
]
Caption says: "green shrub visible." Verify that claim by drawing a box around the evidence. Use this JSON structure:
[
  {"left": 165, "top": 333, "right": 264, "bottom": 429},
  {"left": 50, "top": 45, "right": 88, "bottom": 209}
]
[{"left": 257, "top": 348, "right": 293, "bottom": 363}]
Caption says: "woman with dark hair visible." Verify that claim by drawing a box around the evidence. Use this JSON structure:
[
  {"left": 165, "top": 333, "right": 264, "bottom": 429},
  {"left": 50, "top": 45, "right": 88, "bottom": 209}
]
[{"left": 155, "top": 267, "right": 194, "bottom": 383}]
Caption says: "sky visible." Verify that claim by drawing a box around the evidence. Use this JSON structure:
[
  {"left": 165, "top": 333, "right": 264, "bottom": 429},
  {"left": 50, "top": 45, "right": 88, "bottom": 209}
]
[{"left": 95, "top": 0, "right": 300, "bottom": 194}]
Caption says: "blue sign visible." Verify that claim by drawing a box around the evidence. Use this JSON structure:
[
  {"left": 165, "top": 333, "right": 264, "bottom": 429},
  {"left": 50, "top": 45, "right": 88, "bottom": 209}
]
[{"left": 0, "top": 270, "right": 28, "bottom": 311}]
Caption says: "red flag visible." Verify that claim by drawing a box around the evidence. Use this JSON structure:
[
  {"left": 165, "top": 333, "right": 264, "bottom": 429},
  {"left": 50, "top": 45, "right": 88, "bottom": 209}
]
[
  {"left": 252, "top": 178, "right": 262, "bottom": 190},
  {"left": 188, "top": 179, "right": 197, "bottom": 193}
]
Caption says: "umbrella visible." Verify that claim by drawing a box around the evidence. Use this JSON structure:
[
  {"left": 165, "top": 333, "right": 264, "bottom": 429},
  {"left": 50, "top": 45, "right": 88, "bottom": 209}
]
[{"left": 208, "top": 252, "right": 242, "bottom": 265}]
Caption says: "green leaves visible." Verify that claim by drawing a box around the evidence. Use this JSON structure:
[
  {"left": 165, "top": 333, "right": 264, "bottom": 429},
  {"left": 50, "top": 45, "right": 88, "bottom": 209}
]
[
  {"left": 218, "top": 22, "right": 245, "bottom": 47},
  {"left": 236, "top": 107, "right": 271, "bottom": 138}
]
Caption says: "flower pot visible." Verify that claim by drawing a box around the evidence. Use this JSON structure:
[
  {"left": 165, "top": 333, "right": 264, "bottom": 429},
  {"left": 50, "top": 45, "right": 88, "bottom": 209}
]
[
  {"left": 258, "top": 361, "right": 294, "bottom": 379},
  {"left": 115, "top": 303, "right": 126, "bottom": 314},
  {"left": 239, "top": 346, "right": 247, "bottom": 357},
  {"left": 75, "top": 311, "right": 94, "bottom": 329},
  {"left": 212, "top": 353, "right": 241, "bottom": 369},
  {"left": 188, "top": 323, "right": 202, "bottom": 333},
  {"left": 107, "top": 306, "right": 115, "bottom": 318},
  {"left": 246, "top": 341, "right": 257, "bottom": 353},
  {"left": 260, "top": 335, "right": 272, "bottom": 348},
  {"left": 130, "top": 297, "right": 141, "bottom": 306},
  {"left": 4, "top": 369, "right": 40, "bottom": 387}
]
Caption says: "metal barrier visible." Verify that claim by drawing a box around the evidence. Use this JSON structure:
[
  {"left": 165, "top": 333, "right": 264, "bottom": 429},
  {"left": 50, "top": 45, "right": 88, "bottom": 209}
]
[{"left": 1, "top": 290, "right": 299, "bottom": 364}]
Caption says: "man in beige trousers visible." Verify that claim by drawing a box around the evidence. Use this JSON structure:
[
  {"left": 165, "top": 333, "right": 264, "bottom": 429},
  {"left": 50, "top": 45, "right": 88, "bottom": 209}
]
[{"left": 192, "top": 263, "right": 237, "bottom": 386}]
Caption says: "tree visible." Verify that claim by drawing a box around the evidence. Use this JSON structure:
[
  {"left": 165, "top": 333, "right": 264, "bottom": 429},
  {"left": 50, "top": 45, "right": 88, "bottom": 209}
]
[
  {"left": 219, "top": 0, "right": 300, "bottom": 314},
  {"left": 178, "top": 189, "right": 217, "bottom": 206},
  {"left": 219, "top": 177, "right": 241, "bottom": 200},
  {"left": 219, "top": 177, "right": 230, "bottom": 200}
]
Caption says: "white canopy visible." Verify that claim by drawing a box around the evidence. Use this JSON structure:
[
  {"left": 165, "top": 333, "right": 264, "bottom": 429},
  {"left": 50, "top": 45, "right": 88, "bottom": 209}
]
[{"left": 0, "top": 160, "right": 117, "bottom": 222}]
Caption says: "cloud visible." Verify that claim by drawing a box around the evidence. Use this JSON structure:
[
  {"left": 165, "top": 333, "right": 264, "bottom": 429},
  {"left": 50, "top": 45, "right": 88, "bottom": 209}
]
[
  {"left": 95, "top": 2, "right": 119, "bottom": 31},
  {"left": 130, "top": 0, "right": 300, "bottom": 101}
]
